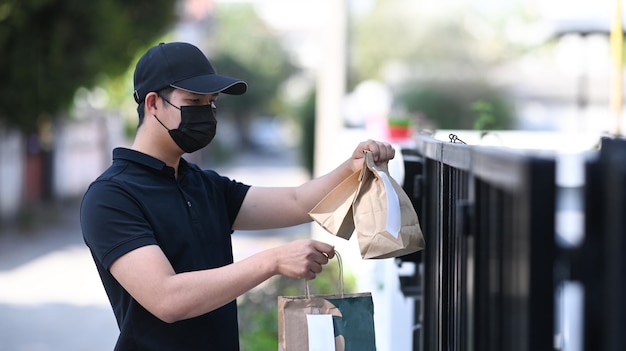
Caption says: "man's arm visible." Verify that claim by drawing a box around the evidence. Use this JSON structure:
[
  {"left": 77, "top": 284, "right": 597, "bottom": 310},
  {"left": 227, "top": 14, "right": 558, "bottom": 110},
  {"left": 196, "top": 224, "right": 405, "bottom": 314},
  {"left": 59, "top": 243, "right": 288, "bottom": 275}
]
[
  {"left": 109, "top": 239, "right": 333, "bottom": 323},
  {"left": 232, "top": 139, "right": 395, "bottom": 230}
]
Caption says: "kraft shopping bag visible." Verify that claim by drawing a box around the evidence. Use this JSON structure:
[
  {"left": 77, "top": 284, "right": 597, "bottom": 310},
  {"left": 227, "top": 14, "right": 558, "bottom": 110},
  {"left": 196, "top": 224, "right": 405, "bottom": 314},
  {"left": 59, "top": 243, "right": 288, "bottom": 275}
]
[{"left": 277, "top": 253, "right": 376, "bottom": 351}]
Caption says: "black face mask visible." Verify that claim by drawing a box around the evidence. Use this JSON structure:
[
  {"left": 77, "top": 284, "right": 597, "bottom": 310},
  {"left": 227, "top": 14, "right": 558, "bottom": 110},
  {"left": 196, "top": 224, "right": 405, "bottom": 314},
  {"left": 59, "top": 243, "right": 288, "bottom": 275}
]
[{"left": 154, "top": 97, "right": 217, "bottom": 153}]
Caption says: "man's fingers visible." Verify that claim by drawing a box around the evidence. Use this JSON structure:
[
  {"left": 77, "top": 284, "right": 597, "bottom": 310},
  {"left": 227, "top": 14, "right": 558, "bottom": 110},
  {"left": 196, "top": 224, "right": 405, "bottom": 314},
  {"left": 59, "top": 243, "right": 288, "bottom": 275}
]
[
  {"left": 280, "top": 240, "right": 336, "bottom": 280},
  {"left": 371, "top": 140, "right": 395, "bottom": 162},
  {"left": 357, "top": 139, "right": 395, "bottom": 163},
  {"left": 310, "top": 262, "right": 323, "bottom": 274},
  {"left": 311, "top": 240, "right": 335, "bottom": 258}
]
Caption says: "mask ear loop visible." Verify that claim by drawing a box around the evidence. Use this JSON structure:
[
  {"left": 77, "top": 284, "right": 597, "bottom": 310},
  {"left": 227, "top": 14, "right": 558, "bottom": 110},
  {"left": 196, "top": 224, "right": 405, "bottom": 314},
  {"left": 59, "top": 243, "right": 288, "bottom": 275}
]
[
  {"left": 153, "top": 114, "right": 171, "bottom": 131},
  {"left": 305, "top": 251, "right": 344, "bottom": 299}
]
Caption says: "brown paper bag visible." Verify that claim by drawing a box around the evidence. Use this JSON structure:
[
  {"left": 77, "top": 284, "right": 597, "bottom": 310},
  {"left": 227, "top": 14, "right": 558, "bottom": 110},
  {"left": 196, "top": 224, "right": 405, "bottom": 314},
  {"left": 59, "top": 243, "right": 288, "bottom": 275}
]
[
  {"left": 353, "top": 150, "right": 424, "bottom": 258},
  {"left": 308, "top": 170, "right": 360, "bottom": 240},
  {"left": 277, "top": 293, "right": 376, "bottom": 351},
  {"left": 309, "top": 150, "right": 424, "bottom": 259},
  {"left": 277, "top": 253, "right": 376, "bottom": 351}
]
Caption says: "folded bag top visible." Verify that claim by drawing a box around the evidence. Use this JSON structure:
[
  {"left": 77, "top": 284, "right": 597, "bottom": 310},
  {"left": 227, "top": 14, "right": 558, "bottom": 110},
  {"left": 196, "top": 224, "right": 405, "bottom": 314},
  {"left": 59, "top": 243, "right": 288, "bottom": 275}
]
[{"left": 308, "top": 170, "right": 360, "bottom": 240}]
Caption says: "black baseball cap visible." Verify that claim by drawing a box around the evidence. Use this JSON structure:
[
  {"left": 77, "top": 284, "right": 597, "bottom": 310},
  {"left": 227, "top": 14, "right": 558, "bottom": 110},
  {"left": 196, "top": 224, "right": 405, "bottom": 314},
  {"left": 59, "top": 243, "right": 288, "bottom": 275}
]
[{"left": 133, "top": 42, "right": 247, "bottom": 103}]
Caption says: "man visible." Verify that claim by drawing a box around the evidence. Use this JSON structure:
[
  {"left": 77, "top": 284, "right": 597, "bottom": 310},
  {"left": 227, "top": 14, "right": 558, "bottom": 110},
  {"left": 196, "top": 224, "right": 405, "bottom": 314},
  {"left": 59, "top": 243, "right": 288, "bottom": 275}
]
[{"left": 80, "top": 42, "right": 394, "bottom": 350}]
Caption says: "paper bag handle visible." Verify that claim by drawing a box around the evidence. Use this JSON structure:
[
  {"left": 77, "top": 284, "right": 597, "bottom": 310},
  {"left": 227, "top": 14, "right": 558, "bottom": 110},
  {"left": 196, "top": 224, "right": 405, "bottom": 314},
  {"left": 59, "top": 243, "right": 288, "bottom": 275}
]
[
  {"left": 359, "top": 150, "right": 389, "bottom": 181},
  {"left": 305, "top": 251, "right": 344, "bottom": 299}
]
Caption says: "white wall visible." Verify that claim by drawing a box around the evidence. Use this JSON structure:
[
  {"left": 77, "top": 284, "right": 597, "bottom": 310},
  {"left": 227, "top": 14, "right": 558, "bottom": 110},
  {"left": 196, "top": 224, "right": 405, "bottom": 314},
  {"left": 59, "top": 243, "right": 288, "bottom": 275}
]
[{"left": 53, "top": 114, "right": 125, "bottom": 199}]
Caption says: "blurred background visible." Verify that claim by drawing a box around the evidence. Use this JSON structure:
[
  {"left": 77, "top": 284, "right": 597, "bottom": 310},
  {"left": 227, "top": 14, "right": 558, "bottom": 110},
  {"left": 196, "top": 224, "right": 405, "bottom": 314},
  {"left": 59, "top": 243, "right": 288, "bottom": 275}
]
[{"left": 0, "top": 0, "right": 622, "bottom": 350}]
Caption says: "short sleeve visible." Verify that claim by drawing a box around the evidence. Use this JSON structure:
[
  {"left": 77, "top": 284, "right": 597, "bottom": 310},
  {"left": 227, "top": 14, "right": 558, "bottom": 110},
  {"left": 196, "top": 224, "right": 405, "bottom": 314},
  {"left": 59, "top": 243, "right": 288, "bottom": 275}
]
[
  {"left": 204, "top": 170, "right": 250, "bottom": 228},
  {"left": 80, "top": 179, "right": 158, "bottom": 270}
]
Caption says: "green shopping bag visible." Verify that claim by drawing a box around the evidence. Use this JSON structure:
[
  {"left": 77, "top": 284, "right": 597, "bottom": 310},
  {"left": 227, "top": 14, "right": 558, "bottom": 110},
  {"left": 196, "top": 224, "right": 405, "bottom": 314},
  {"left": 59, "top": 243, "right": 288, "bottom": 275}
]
[{"left": 277, "top": 253, "right": 376, "bottom": 351}]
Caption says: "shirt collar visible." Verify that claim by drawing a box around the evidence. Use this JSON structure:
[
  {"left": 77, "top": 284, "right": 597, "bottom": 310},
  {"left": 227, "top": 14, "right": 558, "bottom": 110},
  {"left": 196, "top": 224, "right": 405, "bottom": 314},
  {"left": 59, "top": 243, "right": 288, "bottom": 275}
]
[{"left": 113, "top": 148, "right": 190, "bottom": 178}]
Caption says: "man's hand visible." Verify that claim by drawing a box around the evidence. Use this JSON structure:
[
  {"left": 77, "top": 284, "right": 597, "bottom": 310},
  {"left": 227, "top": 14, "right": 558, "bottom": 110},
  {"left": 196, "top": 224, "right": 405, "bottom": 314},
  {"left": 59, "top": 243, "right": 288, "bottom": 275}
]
[
  {"left": 350, "top": 139, "right": 395, "bottom": 173},
  {"left": 272, "top": 240, "right": 335, "bottom": 280}
]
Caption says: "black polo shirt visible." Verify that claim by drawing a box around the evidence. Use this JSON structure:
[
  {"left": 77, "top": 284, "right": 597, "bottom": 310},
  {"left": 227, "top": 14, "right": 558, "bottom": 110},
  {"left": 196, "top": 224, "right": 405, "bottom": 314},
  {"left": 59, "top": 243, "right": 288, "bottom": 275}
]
[{"left": 80, "top": 148, "right": 250, "bottom": 351}]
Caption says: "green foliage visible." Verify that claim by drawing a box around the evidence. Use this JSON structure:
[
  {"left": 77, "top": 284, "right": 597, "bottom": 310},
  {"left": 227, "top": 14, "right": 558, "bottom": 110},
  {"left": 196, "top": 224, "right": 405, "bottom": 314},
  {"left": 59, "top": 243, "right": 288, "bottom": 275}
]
[
  {"left": 174, "top": 3, "right": 300, "bottom": 151},
  {"left": 348, "top": 0, "right": 535, "bottom": 137},
  {"left": 238, "top": 257, "right": 356, "bottom": 350},
  {"left": 387, "top": 115, "right": 412, "bottom": 127},
  {"left": 471, "top": 100, "right": 497, "bottom": 138},
  {"left": 208, "top": 4, "right": 297, "bottom": 118},
  {"left": 350, "top": 0, "right": 534, "bottom": 86},
  {"left": 397, "top": 80, "right": 515, "bottom": 130},
  {"left": 0, "top": 0, "right": 176, "bottom": 131},
  {"left": 294, "top": 89, "right": 316, "bottom": 176}
]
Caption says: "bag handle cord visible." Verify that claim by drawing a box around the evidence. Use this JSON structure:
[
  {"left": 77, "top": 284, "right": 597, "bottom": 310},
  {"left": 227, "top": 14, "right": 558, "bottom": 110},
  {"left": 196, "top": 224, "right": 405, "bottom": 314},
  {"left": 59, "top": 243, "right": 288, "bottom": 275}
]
[{"left": 305, "top": 251, "right": 344, "bottom": 299}]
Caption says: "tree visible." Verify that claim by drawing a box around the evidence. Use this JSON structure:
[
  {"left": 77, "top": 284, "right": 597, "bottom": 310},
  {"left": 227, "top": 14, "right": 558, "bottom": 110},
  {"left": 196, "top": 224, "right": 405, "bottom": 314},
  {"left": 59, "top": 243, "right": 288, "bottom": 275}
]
[
  {"left": 203, "top": 3, "right": 298, "bottom": 149},
  {"left": 397, "top": 80, "right": 515, "bottom": 130},
  {"left": 350, "top": 0, "right": 527, "bottom": 86},
  {"left": 0, "top": 0, "right": 177, "bottom": 203},
  {"left": 0, "top": 0, "right": 177, "bottom": 132},
  {"left": 348, "top": 0, "right": 529, "bottom": 129}
]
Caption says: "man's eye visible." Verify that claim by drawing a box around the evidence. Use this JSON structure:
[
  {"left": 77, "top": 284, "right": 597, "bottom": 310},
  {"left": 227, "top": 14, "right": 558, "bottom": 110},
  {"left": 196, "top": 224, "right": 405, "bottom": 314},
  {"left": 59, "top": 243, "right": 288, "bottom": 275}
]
[{"left": 186, "top": 99, "right": 202, "bottom": 105}]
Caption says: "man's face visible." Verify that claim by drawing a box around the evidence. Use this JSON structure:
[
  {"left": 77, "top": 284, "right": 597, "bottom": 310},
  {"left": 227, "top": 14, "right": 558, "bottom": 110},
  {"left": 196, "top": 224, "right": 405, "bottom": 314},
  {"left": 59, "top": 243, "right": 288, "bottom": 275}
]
[{"left": 158, "top": 89, "right": 219, "bottom": 129}]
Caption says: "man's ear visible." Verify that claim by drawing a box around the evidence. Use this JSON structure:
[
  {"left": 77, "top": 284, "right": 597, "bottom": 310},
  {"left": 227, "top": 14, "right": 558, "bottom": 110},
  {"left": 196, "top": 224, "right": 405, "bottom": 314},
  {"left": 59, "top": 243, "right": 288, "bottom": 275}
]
[{"left": 145, "top": 92, "right": 159, "bottom": 114}]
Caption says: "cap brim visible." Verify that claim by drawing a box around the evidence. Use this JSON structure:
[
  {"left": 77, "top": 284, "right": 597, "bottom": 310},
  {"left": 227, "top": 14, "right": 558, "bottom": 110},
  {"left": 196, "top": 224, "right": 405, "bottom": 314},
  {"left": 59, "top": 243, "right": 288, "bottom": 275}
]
[{"left": 171, "top": 74, "right": 248, "bottom": 95}]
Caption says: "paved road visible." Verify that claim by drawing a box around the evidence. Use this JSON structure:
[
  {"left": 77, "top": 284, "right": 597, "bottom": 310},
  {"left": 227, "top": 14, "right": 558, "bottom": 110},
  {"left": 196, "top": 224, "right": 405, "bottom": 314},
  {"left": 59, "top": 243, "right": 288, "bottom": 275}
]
[
  {"left": 0, "top": 149, "right": 311, "bottom": 351},
  {"left": 0, "top": 199, "right": 119, "bottom": 351}
]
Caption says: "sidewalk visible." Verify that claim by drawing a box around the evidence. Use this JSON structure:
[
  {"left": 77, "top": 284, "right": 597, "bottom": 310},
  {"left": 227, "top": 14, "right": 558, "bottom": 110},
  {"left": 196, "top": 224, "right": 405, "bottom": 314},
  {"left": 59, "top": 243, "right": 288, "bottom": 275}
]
[
  {"left": 0, "top": 199, "right": 119, "bottom": 351},
  {"left": 0, "top": 148, "right": 311, "bottom": 351}
]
